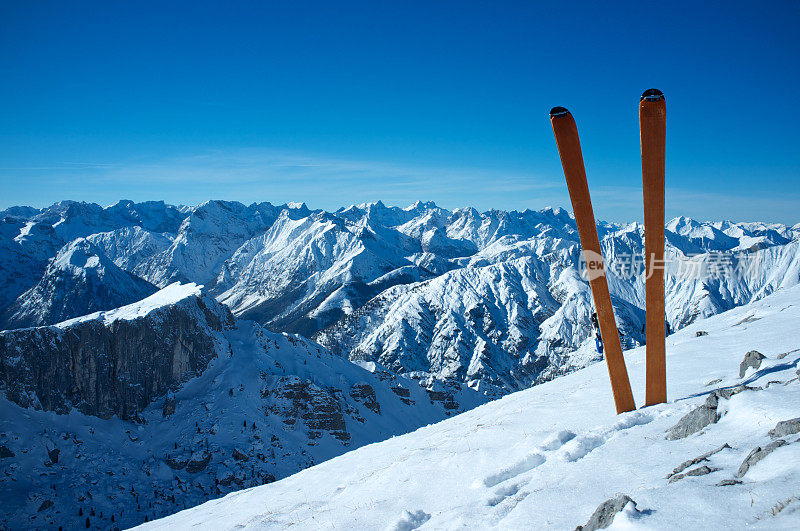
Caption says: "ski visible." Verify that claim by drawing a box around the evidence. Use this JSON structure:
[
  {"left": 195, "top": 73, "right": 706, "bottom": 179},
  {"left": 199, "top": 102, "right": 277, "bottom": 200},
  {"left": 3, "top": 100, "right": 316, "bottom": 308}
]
[
  {"left": 640, "top": 89, "right": 667, "bottom": 406},
  {"left": 550, "top": 107, "right": 636, "bottom": 414}
]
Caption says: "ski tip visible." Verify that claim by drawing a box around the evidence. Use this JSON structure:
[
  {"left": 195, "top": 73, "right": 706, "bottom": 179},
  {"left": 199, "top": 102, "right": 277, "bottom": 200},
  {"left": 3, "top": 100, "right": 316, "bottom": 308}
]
[
  {"left": 641, "top": 88, "right": 664, "bottom": 102},
  {"left": 549, "top": 106, "right": 570, "bottom": 118}
]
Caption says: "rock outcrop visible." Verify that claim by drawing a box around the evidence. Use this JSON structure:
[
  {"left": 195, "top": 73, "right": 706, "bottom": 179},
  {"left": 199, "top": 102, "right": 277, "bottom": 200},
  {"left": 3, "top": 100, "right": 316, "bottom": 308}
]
[
  {"left": 768, "top": 418, "right": 800, "bottom": 439},
  {"left": 737, "top": 439, "right": 787, "bottom": 478},
  {"left": 267, "top": 376, "right": 350, "bottom": 442},
  {"left": 575, "top": 494, "right": 637, "bottom": 531},
  {"left": 739, "top": 350, "right": 766, "bottom": 378},
  {"left": 666, "top": 385, "right": 757, "bottom": 440},
  {"left": 0, "top": 289, "right": 232, "bottom": 420}
]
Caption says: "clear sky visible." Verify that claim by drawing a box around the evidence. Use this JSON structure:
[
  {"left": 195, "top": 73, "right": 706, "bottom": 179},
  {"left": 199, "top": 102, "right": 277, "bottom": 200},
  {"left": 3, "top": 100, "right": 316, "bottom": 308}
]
[{"left": 1, "top": 1, "right": 798, "bottom": 223}]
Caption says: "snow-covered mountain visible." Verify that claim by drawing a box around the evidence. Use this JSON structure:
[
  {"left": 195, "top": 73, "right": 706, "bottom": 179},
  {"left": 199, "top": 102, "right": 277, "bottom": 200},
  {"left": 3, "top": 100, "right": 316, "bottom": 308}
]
[
  {"left": 1, "top": 199, "right": 798, "bottom": 398},
  {"left": 314, "top": 215, "right": 799, "bottom": 397},
  {"left": 0, "top": 283, "right": 483, "bottom": 530},
  {"left": 140, "top": 283, "right": 800, "bottom": 530},
  {"left": 1, "top": 238, "right": 158, "bottom": 329}
]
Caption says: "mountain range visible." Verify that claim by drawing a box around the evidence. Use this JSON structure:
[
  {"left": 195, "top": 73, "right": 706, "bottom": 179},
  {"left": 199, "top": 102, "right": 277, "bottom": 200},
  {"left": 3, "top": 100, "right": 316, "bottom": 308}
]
[
  {"left": 2, "top": 199, "right": 798, "bottom": 396},
  {"left": 1, "top": 198, "right": 798, "bottom": 528}
]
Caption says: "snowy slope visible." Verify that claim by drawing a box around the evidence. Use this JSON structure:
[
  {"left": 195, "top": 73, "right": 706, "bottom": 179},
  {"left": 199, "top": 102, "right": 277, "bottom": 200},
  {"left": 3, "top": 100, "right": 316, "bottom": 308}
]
[
  {"left": 143, "top": 285, "right": 800, "bottom": 530},
  {"left": 315, "top": 222, "right": 798, "bottom": 396},
  {"left": 1, "top": 238, "right": 158, "bottom": 329},
  {"left": 212, "top": 209, "right": 426, "bottom": 335},
  {"left": 136, "top": 200, "right": 286, "bottom": 287},
  {"left": 0, "top": 283, "right": 484, "bottom": 530},
  {"left": 0, "top": 217, "right": 63, "bottom": 311}
]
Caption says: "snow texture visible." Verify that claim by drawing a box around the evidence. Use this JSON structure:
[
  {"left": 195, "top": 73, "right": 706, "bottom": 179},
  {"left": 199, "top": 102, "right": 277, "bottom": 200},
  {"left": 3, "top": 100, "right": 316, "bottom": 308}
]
[{"left": 140, "top": 284, "right": 800, "bottom": 530}]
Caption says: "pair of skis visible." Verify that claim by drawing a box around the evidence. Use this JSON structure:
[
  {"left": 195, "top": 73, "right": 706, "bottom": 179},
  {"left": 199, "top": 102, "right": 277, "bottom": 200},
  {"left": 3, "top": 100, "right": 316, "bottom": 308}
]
[{"left": 550, "top": 89, "right": 666, "bottom": 414}]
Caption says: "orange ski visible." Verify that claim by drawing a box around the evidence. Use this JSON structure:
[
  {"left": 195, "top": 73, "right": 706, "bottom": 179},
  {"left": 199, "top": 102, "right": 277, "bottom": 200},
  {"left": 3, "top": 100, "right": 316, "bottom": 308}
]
[
  {"left": 550, "top": 107, "right": 636, "bottom": 414},
  {"left": 640, "top": 89, "right": 667, "bottom": 406}
]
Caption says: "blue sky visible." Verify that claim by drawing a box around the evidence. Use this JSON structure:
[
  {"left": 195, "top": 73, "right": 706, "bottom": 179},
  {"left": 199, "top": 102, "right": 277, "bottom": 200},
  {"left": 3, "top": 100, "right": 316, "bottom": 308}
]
[{"left": 1, "top": 1, "right": 798, "bottom": 223}]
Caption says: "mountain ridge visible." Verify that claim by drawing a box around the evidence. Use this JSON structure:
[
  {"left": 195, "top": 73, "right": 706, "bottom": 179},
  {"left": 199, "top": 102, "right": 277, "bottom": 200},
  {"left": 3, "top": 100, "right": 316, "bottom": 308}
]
[{"left": 1, "top": 199, "right": 798, "bottom": 398}]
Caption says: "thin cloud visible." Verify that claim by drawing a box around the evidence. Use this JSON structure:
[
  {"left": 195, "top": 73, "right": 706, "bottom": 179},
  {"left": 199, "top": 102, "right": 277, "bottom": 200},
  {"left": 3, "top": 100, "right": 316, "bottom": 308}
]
[{"left": 1, "top": 149, "right": 796, "bottom": 225}]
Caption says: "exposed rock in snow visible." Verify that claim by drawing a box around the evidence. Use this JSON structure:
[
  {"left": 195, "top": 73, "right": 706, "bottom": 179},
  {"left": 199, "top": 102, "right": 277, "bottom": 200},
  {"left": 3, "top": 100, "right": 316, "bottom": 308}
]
[
  {"left": 666, "top": 443, "right": 730, "bottom": 479},
  {"left": 575, "top": 493, "right": 636, "bottom": 530},
  {"left": 135, "top": 284, "right": 800, "bottom": 530},
  {"left": 768, "top": 418, "right": 800, "bottom": 439},
  {"left": 666, "top": 393, "right": 722, "bottom": 440},
  {"left": 740, "top": 349, "right": 766, "bottom": 377},
  {"left": 666, "top": 384, "right": 758, "bottom": 440},
  {"left": 667, "top": 464, "right": 720, "bottom": 483},
  {"left": 737, "top": 439, "right": 787, "bottom": 478},
  {"left": 0, "top": 283, "right": 483, "bottom": 529}
]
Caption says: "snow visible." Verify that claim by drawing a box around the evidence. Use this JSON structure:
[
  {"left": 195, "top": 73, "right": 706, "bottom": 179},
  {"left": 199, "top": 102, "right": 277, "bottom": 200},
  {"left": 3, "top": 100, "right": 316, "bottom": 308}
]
[
  {"left": 56, "top": 282, "right": 202, "bottom": 327},
  {"left": 0, "top": 288, "right": 480, "bottom": 529},
  {"left": 141, "top": 285, "right": 800, "bottom": 530},
  {"left": 3, "top": 199, "right": 798, "bottom": 392}
]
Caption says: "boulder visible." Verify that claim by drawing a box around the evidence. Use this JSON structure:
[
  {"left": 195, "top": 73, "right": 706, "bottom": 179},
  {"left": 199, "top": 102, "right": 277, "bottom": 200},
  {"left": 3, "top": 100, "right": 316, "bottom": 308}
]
[
  {"left": 0, "top": 445, "right": 14, "bottom": 458},
  {"left": 575, "top": 494, "right": 637, "bottom": 531},
  {"left": 186, "top": 451, "right": 212, "bottom": 473},
  {"left": 162, "top": 397, "right": 176, "bottom": 417},
  {"left": 666, "top": 395, "right": 720, "bottom": 440},
  {"left": 667, "top": 386, "right": 757, "bottom": 440},
  {"left": 768, "top": 418, "right": 800, "bottom": 439},
  {"left": 165, "top": 456, "right": 188, "bottom": 470},
  {"left": 47, "top": 447, "right": 60, "bottom": 464},
  {"left": 739, "top": 350, "right": 766, "bottom": 378}
]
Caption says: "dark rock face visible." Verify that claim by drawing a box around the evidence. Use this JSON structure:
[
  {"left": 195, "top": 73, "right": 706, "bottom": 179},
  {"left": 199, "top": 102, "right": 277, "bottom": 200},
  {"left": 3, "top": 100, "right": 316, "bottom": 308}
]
[
  {"left": 267, "top": 376, "right": 350, "bottom": 442},
  {"left": 47, "top": 447, "right": 60, "bottom": 464},
  {"left": 0, "top": 295, "right": 232, "bottom": 420},
  {"left": 162, "top": 396, "right": 177, "bottom": 417},
  {"left": 739, "top": 350, "right": 766, "bottom": 378},
  {"left": 425, "top": 387, "right": 459, "bottom": 410},
  {"left": 575, "top": 494, "right": 637, "bottom": 531},
  {"left": 350, "top": 382, "right": 381, "bottom": 414},
  {"left": 166, "top": 456, "right": 188, "bottom": 470},
  {"left": 390, "top": 384, "right": 414, "bottom": 405},
  {"left": 0, "top": 445, "right": 14, "bottom": 458},
  {"left": 769, "top": 418, "right": 800, "bottom": 439},
  {"left": 186, "top": 451, "right": 212, "bottom": 473}
]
